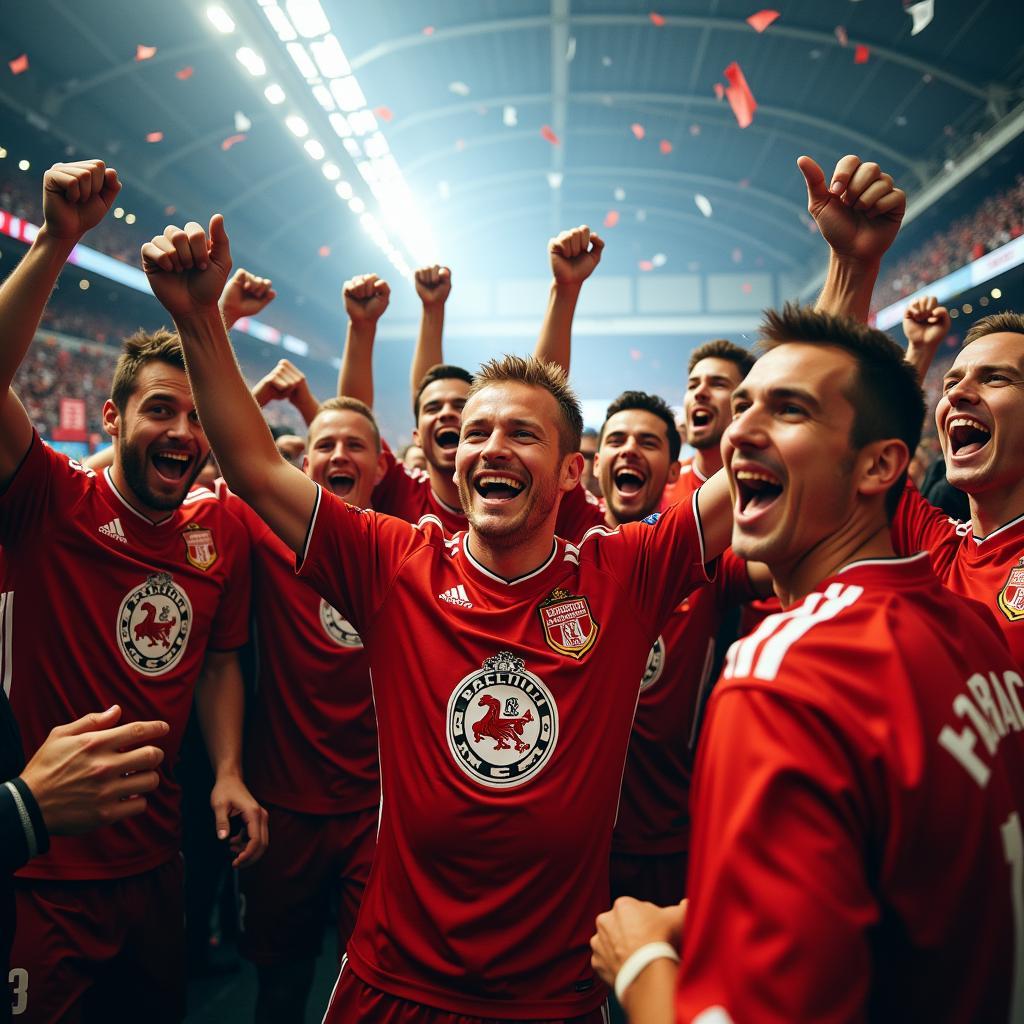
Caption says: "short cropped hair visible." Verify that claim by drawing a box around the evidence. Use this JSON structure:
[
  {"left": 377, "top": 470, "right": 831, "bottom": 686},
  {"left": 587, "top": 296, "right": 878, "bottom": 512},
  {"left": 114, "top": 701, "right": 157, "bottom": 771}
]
[
  {"left": 311, "top": 396, "right": 381, "bottom": 451},
  {"left": 469, "top": 355, "right": 583, "bottom": 456},
  {"left": 758, "top": 304, "right": 925, "bottom": 518},
  {"left": 599, "top": 390, "right": 682, "bottom": 462},
  {"left": 963, "top": 311, "right": 1024, "bottom": 346},
  {"left": 688, "top": 338, "right": 756, "bottom": 378},
  {"left": 413, "top": 364, "right": 474, "bottom": 419},
  {"left": 110, "top": 328, "right": 185, "bottom": 412}
]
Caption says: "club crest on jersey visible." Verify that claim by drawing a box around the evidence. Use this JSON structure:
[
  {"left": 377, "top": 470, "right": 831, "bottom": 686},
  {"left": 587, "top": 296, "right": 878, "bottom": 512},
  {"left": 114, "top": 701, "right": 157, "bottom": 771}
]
[
  {"left": 538, "top": 587, "right": 599, "bottom": 659},
  {"left": 997, "top": 561, "right": 1024, "bottom": 622},
  {"left": 182, "top": 523, "right": 217, "bottom": 571},
  {"left": 446, "top": 652, "right": 558, "bottom": 789},
  {"left": 117, "top": 572, "right": 192, "bottom": 676},
  {"left": 319, "top": 599, "right": 363, "bottom": 648},
  {"left": 641, "top": 635, "right": 666, "bottom": 691}
]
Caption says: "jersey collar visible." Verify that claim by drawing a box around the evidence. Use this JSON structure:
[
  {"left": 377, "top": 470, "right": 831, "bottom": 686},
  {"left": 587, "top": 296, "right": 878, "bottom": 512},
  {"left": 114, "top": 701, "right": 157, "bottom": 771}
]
[
  {"left": 462, "top": 536, "right": 558, "bottom": 587},
  {"left": 101, "top": 468, "right": 178, "bottom": 527}
]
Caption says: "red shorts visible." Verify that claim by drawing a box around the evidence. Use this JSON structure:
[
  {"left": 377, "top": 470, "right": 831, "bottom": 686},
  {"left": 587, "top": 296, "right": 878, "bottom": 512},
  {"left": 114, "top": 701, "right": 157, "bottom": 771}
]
[
  {"left": 9, "top": 857, "right": 185, "bottom": 1024},
  {"left": 323, "top": 958, "right": 611, "bottom": 1023},
  {"left": 609, "top": 849, "right": 688, "bottom": 906},
  {"left": 238, "top": 802, "right": 377, "bottom": 966}
]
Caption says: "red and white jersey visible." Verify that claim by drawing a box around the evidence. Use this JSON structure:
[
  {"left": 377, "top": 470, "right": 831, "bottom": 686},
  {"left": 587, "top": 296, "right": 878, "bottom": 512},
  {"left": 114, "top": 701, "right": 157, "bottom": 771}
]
[
  {"left": 658, "top": 456, "right": 706, "bottom": 512},
  {"left": 1, "top": 434, "right": 251, "bottom": 880},
  {"left": 892, "top": 481, "right": 1024, "bottom": 668},
  {"left": 612, "top": 549, "right": 756, "bottom": 856},
  {"left": 373, "top": 443, "right": 604, "bottom": 544},
  {"left": 298, "top": 491, "right": 713, "bottom": 1018},
  {"left": 220, "top": 488, "right": 379, "bottom": 816},
  {"left": 677, "top": 555, "right": 1024, "bottom": 1024}
]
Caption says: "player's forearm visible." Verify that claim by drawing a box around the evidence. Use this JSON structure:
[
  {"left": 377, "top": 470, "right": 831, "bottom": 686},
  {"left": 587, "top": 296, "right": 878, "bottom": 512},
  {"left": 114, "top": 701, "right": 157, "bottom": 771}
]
[
  {"left": 695, "top": 470, "right": 733, "bottom": 562},
  {"left": 620, "top": 959, "right": 677, "bottom": 1024},
  {"left": 815, "top": 253, "right": 879, "bottom": 323},
  {"left": 291, "top": 381, "right": 321, "bottom": 426},
  {"left": 410, "top": 304, "right": 444, "bottom": 397},
  {"left": 195, "top": 653, "right": 245, "bottom": 779},
  {"left": 904, "top": 341, "right": 936, "bottom": 383},
  {"left": 338, "top": 321, "right": 376, "bottom": 404},
  {"left": 534, "top": 281, "right": 582, "bottom": 373}
]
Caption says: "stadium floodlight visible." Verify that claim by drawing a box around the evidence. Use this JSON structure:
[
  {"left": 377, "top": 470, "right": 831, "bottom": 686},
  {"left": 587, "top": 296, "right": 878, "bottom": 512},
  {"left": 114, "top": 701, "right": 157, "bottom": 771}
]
[
  {"left": 125, "top": 213, "right": 137, "bottom": 225},
  {"left": 235, "top": 47, "right": 266, "bottom": 77},
  {"left": 262, "top": 4, "right": 297, "bottom": 42},
  {"left": 328, "top": 113, "right": 352, "bottom": 138},
  {"left": 311, "top": 85, "right": 335, "bottom": 111},
  {"left": 356, "top": 161, "right": 376, "bottom": 184},
  {"left": 334, "top": 180, "right": 353, "bottom": 200},
  {"left": 114, "top": 207, "right": 125, "bottom": 219},
  {"left": 304, "top": 139, "right": 326, "bottom": 160},
  {"left": 348, "top": 197, "right": 365, "bottom": 214},
  {"left": 285, "top": 114, "right": 310, "bottom": 137},
  {"left": 264, "top": 83, "right": 286, "bottom": 105},
  {"left": 328, "top": 77, "right": 366, "bottom": 113},
  {"left": 17, "top": 160, "right": 29, "bottom": 171},
  {"left": 286, "top": 42, "right": 318, "bottom": 80},
  {"left": 362, "top": 132, "right": 389, "bottom": 159},
  {"left": 342, "top": 138, "right": 362, "bottom": 158},
  {"left": 322, "top": 162, "right": 341, "bottom": 181},
  {"left": 992, "top": 287, "right": 1002, "bottom": 299},
  {"left": 310, "top": 35, "right": 350, "bottom": 78},
  {"left": 206, "top": 5, "right": 236, "bottom": 33},
  {"left": 347, "top": 110, "right": 378, "bottom": 137},
  {"left": 285, "top": 0, "right": 330, "bottom": 38}
]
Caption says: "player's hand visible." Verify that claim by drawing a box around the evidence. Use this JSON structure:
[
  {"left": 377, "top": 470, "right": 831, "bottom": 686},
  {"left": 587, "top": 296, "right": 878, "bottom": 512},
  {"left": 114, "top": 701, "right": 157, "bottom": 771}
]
[
  {"left": 209, "top": 775, "right": 268, "bottom": 868},
  {"left": 220, "top": 268, "right": 277, "bottom": 328},
  {"left": 343, "top": 273, "right": 391, "bottom": 324},
  {"left": 41, "top": 159, "right": 122, "bottom": 241},
  {"left": 142, "top": 214, "right": 232, "bottom": 318},
  {"left": 549, "top": 225, "right": 604, "bottom": 287},
  {"left": 903, "top": 295, "right": 951, "bottom": 351},
  {"left": 251, "top": 358, "right": 305, "bottom": 407},
  {"left": 590, "top": 897, "right": 686, "bottom": 987},
  {"left": 798, "top": 155, "right": 905, "bottom": 265},
  {"left": 19, "top": 705, "right": 168, "bottom": 836},
  {"left": 414, "top": 265, "right": 451, "bottom": 308}
]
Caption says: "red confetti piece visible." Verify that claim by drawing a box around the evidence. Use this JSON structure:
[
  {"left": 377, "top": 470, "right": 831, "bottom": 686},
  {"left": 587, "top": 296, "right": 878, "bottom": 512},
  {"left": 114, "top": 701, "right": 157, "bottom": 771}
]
[
  {"left": 176, "top": 66, "right": 193, "bottom": 80},
  {"left": 221, "top": 133, "right": 247, "bottom": 151},
  {"left": 659, "top": 139, "right": 673, "bottom": 154},
  {"left": 853, "top": 44, "right": 870, "bottom": 64},
  {"left": 136, "top": 44, "right": 157, "bottom": 62},
  {"left": 318, "top": 245, "right": 331, "bottom": 257},
  {"left": 638, "top": 260, "right": 654, "bottom": 272},
  {"left": 649, "top": 11, "right": 666, "bottom": 26},
  {"left": 630, "top": 123, "right": 646, "bottom": 140},
  {"left": 630, "top": 348, "right": 644, "bottom": 360},
  {"left": 422, "top": 25, "right": 435, "bottom": 35},
  {"left": 732, "top": 247, "right": 743, "bottom": 263},
  {"left": 746, "top": 9, "right": 780, "bottom": 33},
  {"left": 741, "top": 282, "right": 753, "bottom": 294},
  {"left": 146, "top": 131, "right": 164, "bottom": 143},
  {"left": 374, "top": 106, "right": 394, "bottom": 122},
  {"left": 455, "top": 138, "right": 465, "bottom": 152},
  {"left": 163, "top": 205, "right": 176, "bottom": 216},
  {"left": 723, "top": 61, "right": 757, "bottom": 128},
  {"left": 834, "top": 25, "right": 848, "bottom": 46},
  {"left": 604, "top": 210, "right": 620, "bottom": 228},
  {"left": 689, "top": 123, "right": 701, "bottom": 136},
  {"left": 8, "top": 54, "right": 28, "bottom": 75},
  {"left": 713, "top": 82, "right": 725, "bottom": 100},
  {"left": 540, "top": 124, "right": 560, "bottom": 145},
  {"left": 737, "top": 178, "right": 750, "bottom": 189}
]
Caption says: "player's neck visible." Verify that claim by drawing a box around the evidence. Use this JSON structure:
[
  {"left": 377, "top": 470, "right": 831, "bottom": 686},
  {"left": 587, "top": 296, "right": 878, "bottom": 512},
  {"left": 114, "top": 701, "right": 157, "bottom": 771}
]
[
  {"left": 428, "top": 464, "right": 462, "bottom": 510},
  {"left": 108, "top": 461, "right": 177, "bottom": 525},
  {"left": 692, "top": 448, "right": 722, "bottom": 479},
  {"left": 968, "top": 477, "right": 1024, "bottom": 538},
  {"left": 467, "top": 527, "right": 557, "bottom": 582}
]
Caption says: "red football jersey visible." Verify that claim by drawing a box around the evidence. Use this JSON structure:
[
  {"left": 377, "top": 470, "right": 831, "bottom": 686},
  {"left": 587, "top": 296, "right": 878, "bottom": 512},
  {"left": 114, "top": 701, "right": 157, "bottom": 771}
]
[
  {"left": 677, "top": 554, "right": 1024, "bottom": 1023},
  {"left": 220, "top": 488, "right": 379, "bottom": 815},
  {"left": 1, "top": 435, "right": 251, "bottom": 880},
  {"left": 612, "top": 549, "right": 756, "bottom": 856},
  {"left": 298, "top": 490, "right": 713, "bottom": 1018},
  {"left": 892, "top": 482, "right": 1024, "bottom": 668},
  {"left": 658, "top": 457, "right": 707, "bottom": 512}
]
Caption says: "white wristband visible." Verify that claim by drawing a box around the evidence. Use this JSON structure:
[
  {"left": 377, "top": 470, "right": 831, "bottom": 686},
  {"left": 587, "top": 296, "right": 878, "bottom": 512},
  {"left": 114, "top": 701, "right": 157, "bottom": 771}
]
[{"left": 614, "top": 941, "right": 680, "bottom": 1003}]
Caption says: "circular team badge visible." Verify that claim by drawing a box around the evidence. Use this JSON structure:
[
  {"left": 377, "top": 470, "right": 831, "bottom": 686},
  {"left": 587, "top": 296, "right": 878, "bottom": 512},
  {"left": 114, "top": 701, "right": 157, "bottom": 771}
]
[
  {"left": 640, "top": 635, "right": 665, "bottom": 692},
  {"left": 446, "top": 652, "right": 558, "bottom": 789},
  {"left": 319, "top": 599, "right": 363, "bottom": 648},
  {"left": 117, "top": 572, "right": 192, "bottom": 676}
]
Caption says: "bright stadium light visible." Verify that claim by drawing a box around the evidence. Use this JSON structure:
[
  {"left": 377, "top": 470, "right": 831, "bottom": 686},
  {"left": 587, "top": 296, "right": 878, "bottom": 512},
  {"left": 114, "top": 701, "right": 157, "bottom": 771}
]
[
  {"left": 285, "top": 114, "right": 309, "bottom": 137},
  {"left": 263, "top": 4, "right": 297, "bottom": 41},
  {"left": 311, "top": 85, "right": 335, "bottom": 111},
  {"left": 285, "top": 0, "right": 330, "bottom": 38},
  {"left": 322, "top": 162, "right": 341, "bottom": 181},
  {"left": 235, "top": 47, "right": 266, "bottom": 76},
  {"left": 347, "top": 110, "right": 378, "bottom": 136},
  {"left": 264, "top": 83, "right": 286, "bottom": 104},
  {"left": 286, "top": 42, "right": 318, "bottom": 80},
  {"left": 206, "top": 5, "right": 236, "bottom": 33},
  {"left": 348, "top": 197, "right": 365, "bottom": 214},
  {"left": 310, "top": 35, "right": 350, "bottom": 78},
  {"left": 328, "top": 76, "right": 366, "bottom": 113},
  {"left": 328, "top": 113, "right": 352, "bottom": 138},
  {"left": 335, "top": 180, "right": 353, "bottom": 200},
  {"left": 304, "top": 139, "right": 325, "bottom": 160}
]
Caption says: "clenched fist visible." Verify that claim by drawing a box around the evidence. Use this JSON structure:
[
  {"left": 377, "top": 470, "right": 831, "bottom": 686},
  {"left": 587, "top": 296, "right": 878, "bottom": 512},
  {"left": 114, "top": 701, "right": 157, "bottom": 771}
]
[
  {"left": 142, "top": 215, "right": 232, "bottom": 319},
  {"left": 220, "top": 268, "right": 277, "bottom": 328},
  {"left": 41, "top": 159, "right": 122, "bottom": 241},
  {"left": 343, "top": 273, "right": 390, "bottom": 324},
  {"left": 549, "top": 225, "right": 604, "bottom": 287},
  {"left": 414, "top": 265, "right": 451, "bottom": 308}
]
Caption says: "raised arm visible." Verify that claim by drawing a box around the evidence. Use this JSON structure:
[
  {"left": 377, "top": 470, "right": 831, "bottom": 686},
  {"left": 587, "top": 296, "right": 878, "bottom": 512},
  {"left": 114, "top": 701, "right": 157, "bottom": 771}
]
[
  {"left": 534, "top": 225, "right": 604, "bottom": 374},
  {"left": 219, "top": 268, "right": 276, "bottom": 330},
  {"left": 337, "top": 273, "right": 390, "bottom": 405},
  {"left": 409, "top": 264, "right": 451, "bottom": 396},
  {"left": 799, "top": 155, "right": 906, "bottom": 322},
  {"left": 142, "top": 215, "right": 316, "bottom": 555},
  {"left": 902, "top": 295, "right": 951, "bottom": 382},
  {"left": 252, "top": 357, "right": 320, "bottom": 426},
  {"left": 0, "top": 159, "right": 121, "bottom": 488}
]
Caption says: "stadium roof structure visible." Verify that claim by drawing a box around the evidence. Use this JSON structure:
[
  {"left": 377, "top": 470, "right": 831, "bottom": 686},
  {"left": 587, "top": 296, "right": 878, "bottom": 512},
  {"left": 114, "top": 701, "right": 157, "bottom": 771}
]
[{"left": 0, "top": 0, "right": 1021, "bottom": 355}]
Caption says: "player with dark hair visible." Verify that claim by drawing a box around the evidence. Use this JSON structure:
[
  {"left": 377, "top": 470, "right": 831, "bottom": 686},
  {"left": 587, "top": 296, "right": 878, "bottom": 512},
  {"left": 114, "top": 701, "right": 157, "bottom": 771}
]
[{"left": 591, "top": 305, "right": 1024, "bottom": 1023}]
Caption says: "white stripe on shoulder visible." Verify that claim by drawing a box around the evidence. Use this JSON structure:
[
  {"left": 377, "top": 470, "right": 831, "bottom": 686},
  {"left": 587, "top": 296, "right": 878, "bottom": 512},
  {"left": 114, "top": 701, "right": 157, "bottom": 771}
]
[
  {"left": 415, "top": 512, "right": 445, "bottom": 533},
  {"left": 182, "top": 487, "right": 216, "bottom": 504}
]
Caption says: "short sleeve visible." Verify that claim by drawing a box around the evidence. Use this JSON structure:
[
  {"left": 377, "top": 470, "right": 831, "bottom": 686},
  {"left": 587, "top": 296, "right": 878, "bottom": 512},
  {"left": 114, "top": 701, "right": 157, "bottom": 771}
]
[
  {"left": 717, "top": 548, "right": 759, "bottom": 607},
  {"left": 370, "top": 440, "right": 429, "bottom": 523},
  {"left": 0, "top": 433, "right": 85, "bottom": 546},
  {"left": 554, "top": 482, "right": 604, "bottom": 543},
  {"left": 890, "top": 480, "right": 962, "bottom": 579},
  {"left": 207, "top": 512, "right": 252, "bottom": 651}
]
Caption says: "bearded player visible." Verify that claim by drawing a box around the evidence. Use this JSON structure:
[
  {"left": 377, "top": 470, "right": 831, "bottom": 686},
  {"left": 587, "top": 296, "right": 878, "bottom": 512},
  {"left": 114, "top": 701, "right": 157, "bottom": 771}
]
[
  {"left": 0, "top": 161, "right": 266, "bottom": 1022},
  {"left": 591, "top": 307, "right": 1024, "bottom": 1023}
]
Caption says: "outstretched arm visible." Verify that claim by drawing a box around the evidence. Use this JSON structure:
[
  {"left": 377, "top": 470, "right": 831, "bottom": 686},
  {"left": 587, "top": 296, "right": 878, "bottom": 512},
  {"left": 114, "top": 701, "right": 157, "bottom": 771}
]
[
  {"left": 337, "top": 273, "right": 390, "bottom": 405},
  {"left": 902, "top": 295, "right": 951, "bottom": 382},
  {"left": 219, "top": 268, "right": 276, "bottom": 330},
  {"left": 409, "top": 264, "right": 451, "bottom": 397},
  {"left": 252, "top": 357, "right": 320, "bottom": 426},
  {"left": 799, "top": 155, "right": 906, "bottom": 322},
  {"left": 0, "top": 160, "right": 121, "bottom": 488},
  {"left": 534, "top": 225, "right": 604, "bottom": 374},
  {"left": 142, "top": 215, "right": 316, "bottom": 554}
]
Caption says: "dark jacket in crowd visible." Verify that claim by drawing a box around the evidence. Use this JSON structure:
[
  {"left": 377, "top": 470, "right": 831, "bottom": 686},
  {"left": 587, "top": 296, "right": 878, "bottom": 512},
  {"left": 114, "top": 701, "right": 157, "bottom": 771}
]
[{"left": 920, "top": 455, "right": 971, "bottom": 523}]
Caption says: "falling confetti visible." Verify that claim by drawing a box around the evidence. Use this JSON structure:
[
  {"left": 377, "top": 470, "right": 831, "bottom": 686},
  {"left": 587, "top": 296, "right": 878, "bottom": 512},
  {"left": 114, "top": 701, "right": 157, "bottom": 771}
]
[
  {"left": 221, "top": 133, "right": 247, "bottom": 150},
  {"left": 163, "top": 205, "right": 176, "bottom": 216},
  {"left": 234, "top": 111, "right": 252, "bottom": 133},
  {"left": 374, "top": 106, "right": 394, "bottom": 122},
  {"left": 723, "top": 62, "right": 757, "bottom": 128},
  {"left": 547, "top": 171, "right": 564, "bottom": 189},
  {"left": 613, "top": 187, "right": 626, "bottom": 201},
  {"left": 175, "top": 66, "right": 193, "bottom": 80},
  {"left": 895, "top": 115, "right": 908, "bottom": 126},
  {"left": 746, "top": 9, "right": 780, "bottom": 33},
  {"left": 741, "top": 282, "right": 753, "bottom": 294},
  {"left": 652, "top": 253, "right": 667, "bottom": 267},
  {"left": 630, "top": 349, "right": 644, "bottom": 361},
  {"left": 731, "top": 247, "right": 743, "bottom": 263},
  {"left": 713, "top": 82, "right": 725, "bottom": 100},
  {"left": 604, "top": 210, "right": 620, "bottom": 228},
  {"left": 566, "top": 36, "right": 576, "bottom": 62},
  {"left": 454, "top": 138, "right": 465, "bottom": 152},
  {"left": 737, "top": 178, "right": 750, "bottom": 188},
  {"left": 638, "top": 260, "right": 654, "bottom": 271},
  {"left": 448, "top": 81, "right": 470, "bottom": 96},
  {"left": 694, "top": 194, "right": 713, "bottom": 217},
  {"left": 659, "top": 139, "right": 673, "bottom": 154},
  {"left": 422, "top": 25, "right": 435, "bottom": 36},
  {"left": 853, "top": 44, "right": 870, "bottom": 64},
  {"left": 540, "top": 124, "right": 560, "bottom": 145},
  {"left": 630, "top": 123, "right": 646, "bottom": 140},
  {"left": 135, "top": 44, "right": 157, "bottom": 61},
  {"left": 649, "top": 11, "right": 666, "bottom": 26},
  {"left": 146, "top": 131, "right": 164, "bottom": 143},
  {"left": 602, "top": 55, "right": 613, "bottom": 67},
  {"left": 636, "top": 209, "right": 647, "bottom": 222},
  {"left": 503, "top": 105, "right": 518, "bottom": 127},
  {"left": 8, "top": 54, "right": 28, "bottom": 75},
  {"left": 906, "top": 0, "right": 934, "bottom": 35},
  {"left": 834, "top": 25, "right": 848, "bottom": 46},
  {"left": 319, "top": 245, "right": 331, "bottom": 257},
  {"left": 689, "top": 124, "right": 701, "bottom": 136}
]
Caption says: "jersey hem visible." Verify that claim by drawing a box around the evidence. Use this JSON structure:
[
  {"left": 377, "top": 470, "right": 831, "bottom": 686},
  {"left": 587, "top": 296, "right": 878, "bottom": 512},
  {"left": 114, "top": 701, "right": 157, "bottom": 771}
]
[{"left": 15, "top": 844, "right": 179, "bottom": 881}]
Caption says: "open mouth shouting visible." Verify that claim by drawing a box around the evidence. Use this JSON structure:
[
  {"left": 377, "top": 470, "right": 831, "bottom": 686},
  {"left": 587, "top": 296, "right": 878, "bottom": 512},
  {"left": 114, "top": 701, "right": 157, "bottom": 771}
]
[
  {"left": 690, "top": 407, "right": 714, "bottom": 432},
  {"left": 612, "top": 465, "right": 647, "bottom": 499},
  {"left": 947, "top": 415, "right": 991, "bottom": 460},
  {"left": 435, "top": 428, "right": 461, "bottom": 452},
  {"left": 150, "top": 448, "right": 194, "bottom": 484},
  {"left": 733, "top": 464, "right": 784, "bottom": 524},
  {"left": 326, "top": 471, "right": 356, "bottom": 499},
  {"left": 473, "top": 472, "right": 526, "bottom": 505}
]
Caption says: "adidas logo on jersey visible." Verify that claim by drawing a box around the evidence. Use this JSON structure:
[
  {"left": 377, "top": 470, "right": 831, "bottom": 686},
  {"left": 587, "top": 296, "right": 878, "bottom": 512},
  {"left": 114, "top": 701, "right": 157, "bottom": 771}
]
[
  {"left": 99, "top": 518, "right": 127, "bottom": 544},
  {"left": 438, "top": 584, "right": 472, "bottom": 608}
]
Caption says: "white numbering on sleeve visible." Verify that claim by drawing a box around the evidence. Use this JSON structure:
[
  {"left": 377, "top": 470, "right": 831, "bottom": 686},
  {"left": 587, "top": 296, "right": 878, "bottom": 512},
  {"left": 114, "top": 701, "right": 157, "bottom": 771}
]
[
  {"left": 9, "top": 968, "right": 27, "bottom": 1015},
  {"left": 1003, "top": 812, "right": 1024, "bottom": 1024}
]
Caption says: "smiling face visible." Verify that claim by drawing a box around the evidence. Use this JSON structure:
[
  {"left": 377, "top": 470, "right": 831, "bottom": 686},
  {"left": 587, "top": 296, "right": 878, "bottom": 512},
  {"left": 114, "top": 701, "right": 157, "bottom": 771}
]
[
  {"left": 684, "top": 356, "right": 745, "bottom": 451},
  {"left": 936, "top": 332, "right": 1024, "bottom": 498},
  {"left": 455, "top": 381, "right": 579, "bottom": 546},
  {"left": 414, "top": 377, "right": 470, "bottom": 474},
  {"left": 103, "top": 361, "right": 208, "bottom": 515},
  {"left": 305, "top": 408, "right": 385, "bottom": 508},
  {"left": 596, "top": 408, "right": 680, "bottom": 524}
]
